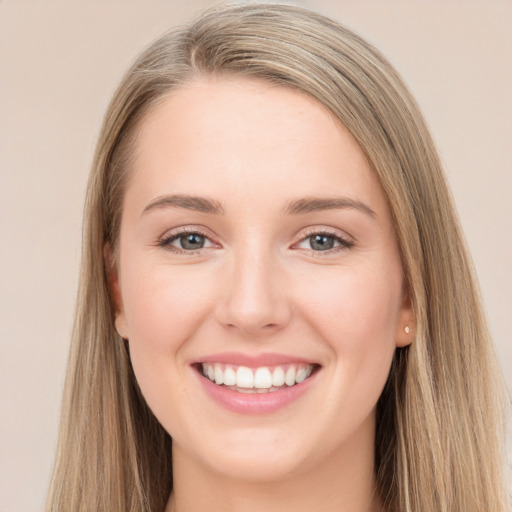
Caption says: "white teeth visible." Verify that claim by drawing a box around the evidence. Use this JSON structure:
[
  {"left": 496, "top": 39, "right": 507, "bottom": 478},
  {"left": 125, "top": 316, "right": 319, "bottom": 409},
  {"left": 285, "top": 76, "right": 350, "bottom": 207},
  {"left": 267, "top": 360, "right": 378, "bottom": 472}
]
[
  {"left": 200, "top": 362, "right": 315, "bottom": 392},
  {"left": 236, "top": 387, "right": 266, "bottom": 394},
  {"left": 223, "top": 366, "right": 236, "bottom": 386},
  {"left": 236, "top": 366, "right": 254, "bottom": 388},
  {"left": 254, "top": 367, "right": 272, "bottom": 388},
  {"left": 285, "top": 366, "right": 296, "bottom": 386},
  {"left": 296, "top": 367, "right": 307, "bottom": 383},
  {"left": 272, "top": 366, "right": 285, "bottom": 387},
  {"left": 214, "top": 364, "right": 224, "bottom": 385}
]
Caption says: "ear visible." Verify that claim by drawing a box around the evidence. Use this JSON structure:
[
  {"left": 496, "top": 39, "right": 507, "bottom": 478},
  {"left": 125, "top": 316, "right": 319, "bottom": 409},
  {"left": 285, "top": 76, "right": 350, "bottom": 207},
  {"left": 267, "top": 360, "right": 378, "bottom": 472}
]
[
  {"left": 395, "top": 285, "right": 415, "bottom": 348},
  {"left": 104, "top": 243, "right": 129, "bottom": 339}
]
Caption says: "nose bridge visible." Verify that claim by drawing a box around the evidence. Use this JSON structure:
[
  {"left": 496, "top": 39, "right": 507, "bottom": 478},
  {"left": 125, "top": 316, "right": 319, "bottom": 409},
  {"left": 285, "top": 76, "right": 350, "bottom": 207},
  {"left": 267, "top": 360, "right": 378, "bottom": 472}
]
[{"left": 216, "top": 240, "right": 291, "bottom": 335}]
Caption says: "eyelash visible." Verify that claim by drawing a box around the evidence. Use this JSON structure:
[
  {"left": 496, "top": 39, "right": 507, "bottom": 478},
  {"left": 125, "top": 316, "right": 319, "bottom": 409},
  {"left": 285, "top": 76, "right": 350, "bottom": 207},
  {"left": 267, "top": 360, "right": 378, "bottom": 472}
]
[
  {"left": 296, "top": 228, "right": 354, "bottom": 254},
  {"left": 158, "top": 227, "right": 214, "bottom": 254},
  {"left": 158, "top": 227, "right": 354, "bottom": 255}
]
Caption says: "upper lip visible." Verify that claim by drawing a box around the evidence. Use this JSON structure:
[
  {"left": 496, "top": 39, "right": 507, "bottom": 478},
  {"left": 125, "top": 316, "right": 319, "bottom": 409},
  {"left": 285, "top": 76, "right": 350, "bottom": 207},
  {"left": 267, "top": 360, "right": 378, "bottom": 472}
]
[{"left": 194, "top": 352, "right": 319, "bottom": 368}]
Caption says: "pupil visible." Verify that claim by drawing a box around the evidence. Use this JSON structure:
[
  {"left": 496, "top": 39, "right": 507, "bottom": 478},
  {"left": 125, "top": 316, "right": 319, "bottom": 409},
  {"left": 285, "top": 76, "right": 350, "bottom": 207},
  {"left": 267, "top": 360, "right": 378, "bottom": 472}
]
[
  {"left": 310, "top": 234, "right": 334, "bottom": 251},
  {"left": 180, "top": 233, "right": 205, "bottom": 250}
]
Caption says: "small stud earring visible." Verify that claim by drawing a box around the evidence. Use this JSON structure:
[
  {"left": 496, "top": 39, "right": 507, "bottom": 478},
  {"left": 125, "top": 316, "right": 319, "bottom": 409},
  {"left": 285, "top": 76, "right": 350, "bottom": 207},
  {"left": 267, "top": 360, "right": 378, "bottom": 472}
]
[{"left": 404, "top": 326, "right": 410, "bottom": 334}]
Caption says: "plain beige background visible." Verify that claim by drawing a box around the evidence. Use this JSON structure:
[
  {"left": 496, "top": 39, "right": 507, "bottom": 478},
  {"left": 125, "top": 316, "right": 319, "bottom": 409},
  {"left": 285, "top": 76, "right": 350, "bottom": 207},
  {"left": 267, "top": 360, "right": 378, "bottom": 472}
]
[{"left": 0, "top": 1, "right": 510, "bottom": 511}]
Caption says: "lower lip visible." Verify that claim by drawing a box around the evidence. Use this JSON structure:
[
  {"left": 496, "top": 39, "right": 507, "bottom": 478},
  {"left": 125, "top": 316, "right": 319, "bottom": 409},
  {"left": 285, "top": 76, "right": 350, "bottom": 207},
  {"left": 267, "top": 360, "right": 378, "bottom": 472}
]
[{"left": 195, "top": 367, "right": 319, "bottom": 415}]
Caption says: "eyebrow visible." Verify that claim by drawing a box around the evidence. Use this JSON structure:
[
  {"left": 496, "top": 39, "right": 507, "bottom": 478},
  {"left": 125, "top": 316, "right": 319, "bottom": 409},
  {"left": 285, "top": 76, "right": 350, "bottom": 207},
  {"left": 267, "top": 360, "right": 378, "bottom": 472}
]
[
  {"left": 141, "top": 194, "right": 375, "bottom": 218},
  {"left": 142, "top": 194, "right": 224, "bottom": 216},
  {"left": 283, "top": 196, "right": 376, "bottom": 217}
]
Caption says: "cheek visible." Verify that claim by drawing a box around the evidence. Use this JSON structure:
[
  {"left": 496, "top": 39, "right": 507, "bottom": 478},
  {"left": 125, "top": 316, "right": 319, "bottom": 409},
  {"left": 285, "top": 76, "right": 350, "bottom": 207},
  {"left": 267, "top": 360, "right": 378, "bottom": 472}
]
[
  {"left": 120, "top": 263, "right": 220, "bottom": 432},
  {"left": 122, "top": 262, "right": 216, "bottom": 349},
  {"left": 295, "top": 262, "right": 402, "bottom": 393},
  {"left": 119, "top": 261, "right": 219, "bottom": 407},
  {"left": 299, "top": 263, "right": 402, "bottom": 340}
]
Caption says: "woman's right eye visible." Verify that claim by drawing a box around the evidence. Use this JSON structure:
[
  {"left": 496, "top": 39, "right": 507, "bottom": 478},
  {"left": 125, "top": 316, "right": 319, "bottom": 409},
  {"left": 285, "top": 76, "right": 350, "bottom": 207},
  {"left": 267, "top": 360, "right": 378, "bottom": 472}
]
[
  {"left": 175, "top": 233, "right": 206, "bottom": 250},
  {"left": 159, "top": 230, "right": 217, "bottom": 252}
]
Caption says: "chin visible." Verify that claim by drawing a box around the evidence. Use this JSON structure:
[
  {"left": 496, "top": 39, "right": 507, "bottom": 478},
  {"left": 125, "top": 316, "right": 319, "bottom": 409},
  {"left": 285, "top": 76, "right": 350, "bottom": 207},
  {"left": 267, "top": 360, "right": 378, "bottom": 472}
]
[
  {"left": 181, "top": 427, "right": 315, "bottom": 484},
  {"left": 207, "top": 449, "right": 309, "bottom": 483}
]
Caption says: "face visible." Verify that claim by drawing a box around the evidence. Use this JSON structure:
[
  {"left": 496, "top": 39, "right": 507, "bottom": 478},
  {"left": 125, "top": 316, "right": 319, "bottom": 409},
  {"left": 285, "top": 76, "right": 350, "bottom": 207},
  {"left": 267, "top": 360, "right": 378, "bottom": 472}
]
[{"left": 111, "top": 77, "right": 413, "bottom": 483}]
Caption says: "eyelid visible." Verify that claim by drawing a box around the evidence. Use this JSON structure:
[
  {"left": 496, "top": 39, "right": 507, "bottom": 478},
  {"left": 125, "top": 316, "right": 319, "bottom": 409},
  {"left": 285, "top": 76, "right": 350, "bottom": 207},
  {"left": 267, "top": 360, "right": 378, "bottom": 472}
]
[
  {"left": 158, "top": 226, "right": 221, "bottom": 253},
  {"left": 292, "top": 226, "right": 354, "bottom": 253}
]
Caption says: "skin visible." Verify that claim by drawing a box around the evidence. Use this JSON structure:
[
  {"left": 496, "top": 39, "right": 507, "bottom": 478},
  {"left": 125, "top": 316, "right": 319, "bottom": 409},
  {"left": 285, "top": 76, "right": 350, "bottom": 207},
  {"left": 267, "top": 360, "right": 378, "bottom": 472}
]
[{"left": 110, "top": 76, "right": 414, "bottom": 512}]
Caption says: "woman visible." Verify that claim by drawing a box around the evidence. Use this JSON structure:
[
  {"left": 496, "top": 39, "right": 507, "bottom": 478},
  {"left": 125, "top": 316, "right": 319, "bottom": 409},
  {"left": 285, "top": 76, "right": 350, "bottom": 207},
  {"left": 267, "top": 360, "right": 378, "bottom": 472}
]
[{"left": 45, "top": 4, "right": 509, "bottom": 511}]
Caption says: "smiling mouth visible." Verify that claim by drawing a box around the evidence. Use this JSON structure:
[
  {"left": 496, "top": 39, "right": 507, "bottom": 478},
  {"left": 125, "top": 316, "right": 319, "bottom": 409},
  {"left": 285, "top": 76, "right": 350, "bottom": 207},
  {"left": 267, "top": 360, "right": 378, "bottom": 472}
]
[{"left": 196, "top": 362, "right": 320, "bottom": 393}]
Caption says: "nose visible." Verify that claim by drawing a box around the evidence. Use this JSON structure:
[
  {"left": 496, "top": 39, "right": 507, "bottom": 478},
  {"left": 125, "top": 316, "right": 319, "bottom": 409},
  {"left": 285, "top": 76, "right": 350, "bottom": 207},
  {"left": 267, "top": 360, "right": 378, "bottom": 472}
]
[{"left": 214, "top": 248, "right": 292, "bottom": 337}]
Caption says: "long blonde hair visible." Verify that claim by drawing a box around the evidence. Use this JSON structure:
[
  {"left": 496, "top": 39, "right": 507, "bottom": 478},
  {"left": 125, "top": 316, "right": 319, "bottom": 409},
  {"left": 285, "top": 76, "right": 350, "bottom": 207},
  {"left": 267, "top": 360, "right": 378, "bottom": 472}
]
[{"left": 46, "top": 4, "right": 509, "bottom": 511}]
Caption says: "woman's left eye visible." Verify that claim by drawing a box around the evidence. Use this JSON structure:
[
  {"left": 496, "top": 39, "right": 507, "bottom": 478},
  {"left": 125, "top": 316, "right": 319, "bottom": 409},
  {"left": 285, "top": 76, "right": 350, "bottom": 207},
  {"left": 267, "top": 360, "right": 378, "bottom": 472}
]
[{"left": 295, "top": 232, "right": 353, "bottom": 252}]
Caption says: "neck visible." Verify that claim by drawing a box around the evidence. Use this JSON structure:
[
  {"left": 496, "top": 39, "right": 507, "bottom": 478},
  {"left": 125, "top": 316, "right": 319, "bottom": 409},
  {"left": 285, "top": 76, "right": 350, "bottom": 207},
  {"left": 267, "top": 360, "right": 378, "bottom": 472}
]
[{"left": 166, "top": 416, "right": 382, "bottom": 512}]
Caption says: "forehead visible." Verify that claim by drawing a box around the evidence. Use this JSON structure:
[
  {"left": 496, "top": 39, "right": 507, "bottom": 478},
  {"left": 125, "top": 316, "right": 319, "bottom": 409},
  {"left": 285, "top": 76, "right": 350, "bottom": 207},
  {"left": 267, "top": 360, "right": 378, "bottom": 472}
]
[{"left": 125, "top": 76, "right": 386, "bottom": 217}]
